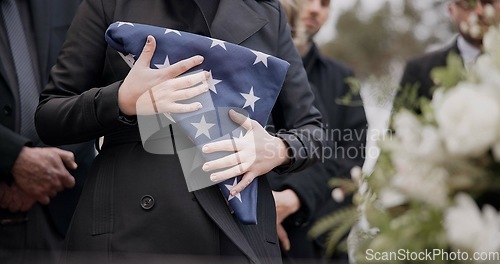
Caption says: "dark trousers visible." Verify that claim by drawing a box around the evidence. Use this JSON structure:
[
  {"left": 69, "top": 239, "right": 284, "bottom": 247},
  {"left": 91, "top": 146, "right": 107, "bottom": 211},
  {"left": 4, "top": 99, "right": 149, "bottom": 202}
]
[{"left": 0, "top": 204, "right": 63, "bottom": 264}]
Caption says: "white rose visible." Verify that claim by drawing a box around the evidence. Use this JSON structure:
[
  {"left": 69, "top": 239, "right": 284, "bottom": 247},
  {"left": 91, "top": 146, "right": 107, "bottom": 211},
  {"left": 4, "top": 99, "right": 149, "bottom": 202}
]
[
  {"left": 393, "top": 110, "right": 446, "bottom": 160},
  {"left": 415, "top": 126, "right": 446, "bottom": 158},
  {"left": 436, "top": 85, "right": 500, "bottom": 157},
  {"left": 445, "top": 193, "right": 500, "bottom": 253},
  {"left": 379, "top": 188, "right": 406, "bottom": 208},
  {"left": 431, "top": 87, "right": 446, "bottom": 110},
  {"left": 393, "top": 110, "right": 422, "bottom": 150},
  {"left": 475, "top": 56, "right": 500, "bottom": 91},
  {"left": 391, "top": 158, "right": 449, "bottom": 208}
]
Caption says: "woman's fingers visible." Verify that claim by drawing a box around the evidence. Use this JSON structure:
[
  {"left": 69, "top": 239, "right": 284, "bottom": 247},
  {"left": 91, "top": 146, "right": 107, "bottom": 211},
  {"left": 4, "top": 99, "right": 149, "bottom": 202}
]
[
  {"left": 167, "top": 71, "right": 211, "bottom": 92},
  {"left": 166, "top": 102, "right": 203, "bottom": 113},
  {"left": 171, "top": 83, "right": 208, "bottom": 101},
  {"left": 228, "top": 171, "right": 258, "bottom": 196},
  {"left": 229, "top": 109, "right": 252, "bottom": 131},
  {"left": 203, "top": 139, "right": 239, "bottom": 154},
  {"left": 209, "top": 160, "right": 253, "bottom": 183},
  {"left": 166, "top": 71, "right": 210, "bottom": 100},
  {"left": 143, "top": 70, "right": 211, "bottom": 114},
  {"left": 203, "top": 153, "right": 241, "bottom": 172},
  {"left": 161, "top": 55, "right": 205, "bottom": 79},
  {"left": 135, "top": 35, "right": 156, "bottom": 68}
]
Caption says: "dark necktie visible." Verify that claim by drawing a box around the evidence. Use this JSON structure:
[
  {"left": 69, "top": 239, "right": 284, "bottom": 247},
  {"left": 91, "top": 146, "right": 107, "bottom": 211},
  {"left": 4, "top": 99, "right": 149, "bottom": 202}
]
[{"left": 2, "top": 0, "right": 40, "bottom": 142}]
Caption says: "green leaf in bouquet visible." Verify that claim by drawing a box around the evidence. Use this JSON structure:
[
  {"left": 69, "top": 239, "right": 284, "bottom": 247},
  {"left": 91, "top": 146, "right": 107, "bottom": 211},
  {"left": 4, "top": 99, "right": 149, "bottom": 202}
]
[
  {"left": 387, "top": 205, "right": 446, "bottom": 251},
  {"left": 336, "top": 76, "right": 364, "bottom": 107},
  {"left": 336, "top": 239, "right": 348, "bottom": 253},
  {"left": 367, "top": 150, "right": 396, "bottom": 193},
  {"left": 430, "top": 52, "right": 465, "bottom": 90},
  {"left": 308, "top": 206, "right": 359, "bottom": 256},
  {"left": 418, "top": 97, "right": 437, "bottom": 125},
  {"left": 309, "top": 206, "right": 358, "bottom": 240},
  {"left": 364, "top": 202, "right": 392, "bottom": 229},
  {"left": 328, "top": 178, "right": 359, "bottom": 195},
  {"left": 392, "top": 82, "right": 421, "bottom": 113},
  {"left": 324, "top": 216, "right": 358, "bottom": 256}
]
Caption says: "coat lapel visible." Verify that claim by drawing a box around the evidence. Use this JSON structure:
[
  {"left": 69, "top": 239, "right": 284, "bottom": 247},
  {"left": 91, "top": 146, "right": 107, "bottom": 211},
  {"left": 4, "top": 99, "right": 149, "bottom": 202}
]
[
  {"left": 205, "top": 0, "right": 267, "bottom": 45},
  {"left": 194, "top": 187, "right": 261, "bottom": 264}
]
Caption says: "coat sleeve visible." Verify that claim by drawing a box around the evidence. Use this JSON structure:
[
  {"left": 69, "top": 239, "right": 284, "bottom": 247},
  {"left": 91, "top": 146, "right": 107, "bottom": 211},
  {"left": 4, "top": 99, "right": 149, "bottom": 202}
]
[
  {"left": 35, "top": 0, "right": 130, "bottom": 146},
  {"left": 0, "top": 125, "right": 29, "bottom": 181}
]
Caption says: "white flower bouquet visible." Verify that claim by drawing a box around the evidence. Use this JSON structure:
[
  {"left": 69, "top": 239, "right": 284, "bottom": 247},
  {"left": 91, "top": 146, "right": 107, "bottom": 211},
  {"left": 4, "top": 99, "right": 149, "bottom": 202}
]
[
  {"left": 351, "top": 22, "right": 500, "bottom": 263},
  {"left": 310, "top": 16, "right": 500, "bottom": 264}
]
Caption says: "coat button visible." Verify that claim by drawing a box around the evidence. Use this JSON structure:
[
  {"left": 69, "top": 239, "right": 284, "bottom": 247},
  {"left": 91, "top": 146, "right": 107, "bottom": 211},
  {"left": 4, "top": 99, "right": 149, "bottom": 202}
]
[
  {"left": 3, "top": 105, "right": 12, "bottom": 116},
  {"left": 140, "top": 195, "right": 155, "bottom": 210}
]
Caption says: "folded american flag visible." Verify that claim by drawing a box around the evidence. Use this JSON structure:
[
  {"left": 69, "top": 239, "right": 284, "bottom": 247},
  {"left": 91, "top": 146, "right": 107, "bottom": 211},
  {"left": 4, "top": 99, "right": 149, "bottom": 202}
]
[{"left": 105, "top": 21, "right": 289, "bottom": 224}]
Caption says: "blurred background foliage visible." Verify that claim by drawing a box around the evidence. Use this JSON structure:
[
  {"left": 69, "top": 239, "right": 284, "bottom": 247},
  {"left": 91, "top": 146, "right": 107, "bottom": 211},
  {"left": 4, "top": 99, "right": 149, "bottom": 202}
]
[{"left": 318, "top": 0, "right": 454, "bottom": 81}]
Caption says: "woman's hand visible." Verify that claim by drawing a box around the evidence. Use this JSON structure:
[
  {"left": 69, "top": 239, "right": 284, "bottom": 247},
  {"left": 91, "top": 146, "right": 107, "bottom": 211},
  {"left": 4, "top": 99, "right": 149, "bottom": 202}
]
[
  {"left": 202, "top": 110, "right": 290, "bottom": 196},
  {"left": 118, "top": 35, "right": 210, "bottom": 116}
]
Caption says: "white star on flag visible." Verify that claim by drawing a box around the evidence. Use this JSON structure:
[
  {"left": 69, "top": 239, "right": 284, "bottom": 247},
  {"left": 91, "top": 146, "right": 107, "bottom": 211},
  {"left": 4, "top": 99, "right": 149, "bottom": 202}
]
[
  {"left": 163, "top": 113, "right": 175, "bottom": 123},
  {"left": 251, "top": 50, "right": 271, "bottom": 67},
  {"left": 117, "top": 22, "right": 134, "bottom": 27},
  {"left": 154, "top": 56, "right": 171, "bottom": 69},
  {"left": 164, "top": 29, "right": 181, "bottom": 35},
  {"left": 225, "top": 178, "right": 242, "bottom": 202},
  {"left": 233, "top": 130, "right": 245, "bottom": 139},
  {"left": 191, "top": 115, "right": 215, "bottom": 139},
  {"left": 210, "top": 38, "right": 227, "bottom": 50},
  {"left": 240, "top": 87, "right": 260, "bottom": 112},
  {"left": 207, "top": 71, "right": 222, "bottom": 93}
]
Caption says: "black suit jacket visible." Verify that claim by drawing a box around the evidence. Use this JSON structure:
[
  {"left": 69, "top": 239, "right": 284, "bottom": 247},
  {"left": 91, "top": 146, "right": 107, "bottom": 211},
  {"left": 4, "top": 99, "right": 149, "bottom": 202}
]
[
  {"left": 0, "top": 0, "right": 94, "bottom": 236},
  {"left": 35, "top": 0, "right": 324, "bottom": 263},
  {"left": 269, "top": 44, "right": 367, "bottom": 259},
  {"left": 399, "top": 40, "right": 460, "bottom": 101}
]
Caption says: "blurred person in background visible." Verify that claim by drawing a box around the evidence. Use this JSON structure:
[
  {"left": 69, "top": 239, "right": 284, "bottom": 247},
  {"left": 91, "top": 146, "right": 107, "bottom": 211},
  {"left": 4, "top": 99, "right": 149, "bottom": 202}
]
[
  {"left": 0, "top": 0, "right": 94, "bottom": 263},
  {"left": 399, "top": 0, "right": 500, "bottom": 105},
  {"left": 269, "top": 0, "right": 367, "bottom": 263}
]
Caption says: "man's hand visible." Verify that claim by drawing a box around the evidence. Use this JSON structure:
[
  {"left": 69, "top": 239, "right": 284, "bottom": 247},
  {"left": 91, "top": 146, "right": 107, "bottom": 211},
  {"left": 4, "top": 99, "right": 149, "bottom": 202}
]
[
  {"left": 273, "top": 189, "right": 301, "bottom": 251},
  {"left": 0, "top": 182, "right": 36, "bottom": 212},
  {"left": 11, "top": 147, "right": 77, "bottom": 205}
]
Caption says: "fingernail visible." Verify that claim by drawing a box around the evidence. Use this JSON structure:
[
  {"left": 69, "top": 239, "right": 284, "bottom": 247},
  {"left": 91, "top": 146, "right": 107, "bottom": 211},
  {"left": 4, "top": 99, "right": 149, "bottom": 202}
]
[
  {"left": 229, "top": 109, "right": 235, "bottom": 115},
  {"left": 210, "top": 174, "right": 217, "bottom": 182},
  {"left": 230, "top": 190, "right": 237, "bottom": 196},
  {"left": 202, "top": 84, "right": 209, "bottom": 92},
  {"left": 205, "top": 71, "right": 211, "bottom": 79},
  {"left": 202, "top": 145, "right": 208, "bottom": 153},
  {"left": 202, "top": 163, "right": 209, "bottom": 172},
  {"left": 197, "top": 103, "right": 203, "bottom": 110},
  {"left": 196, "top": 56, "right": 204, "bottom": 64},
  {"left": 146, "top": 35, "right": 152, "bottom": 44}
]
